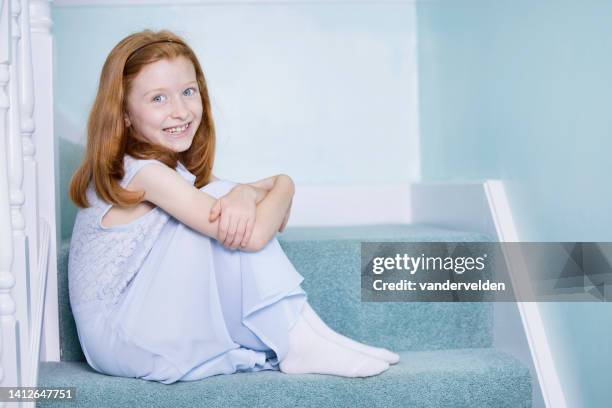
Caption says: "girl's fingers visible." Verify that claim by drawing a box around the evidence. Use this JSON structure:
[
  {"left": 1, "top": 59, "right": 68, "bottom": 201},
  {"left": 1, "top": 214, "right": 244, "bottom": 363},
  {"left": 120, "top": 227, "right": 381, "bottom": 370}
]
[
  {"left": 219, "top": 214, "right": 230, "bottom": 244},
  {"left": 225, "top": 216, "right": 238, "bottom": 247},
  {"left": 231, "top": 218, "right": 246, "bottom": 249},
  {"left": 241, "top": 218, "right": 253, "bottom": 248}
]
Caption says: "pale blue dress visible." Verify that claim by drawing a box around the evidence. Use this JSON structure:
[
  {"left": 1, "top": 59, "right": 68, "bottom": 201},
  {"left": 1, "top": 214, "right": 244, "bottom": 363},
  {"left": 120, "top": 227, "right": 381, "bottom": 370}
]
[{"left": 68, "top": 155, "right": 308, "bottom": 384}]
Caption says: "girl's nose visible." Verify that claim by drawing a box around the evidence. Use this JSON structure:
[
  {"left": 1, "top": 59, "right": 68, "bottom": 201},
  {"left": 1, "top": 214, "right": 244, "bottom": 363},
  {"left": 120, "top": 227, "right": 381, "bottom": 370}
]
[{"left": 170, "top": 97, "right": 190, "bottom": 119}]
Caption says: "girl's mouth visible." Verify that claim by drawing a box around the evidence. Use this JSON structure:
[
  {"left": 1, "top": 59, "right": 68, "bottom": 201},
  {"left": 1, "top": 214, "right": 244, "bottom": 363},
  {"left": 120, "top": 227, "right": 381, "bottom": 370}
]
[{"left": 163, "top": 122, "right": 191, "bottom": 137}]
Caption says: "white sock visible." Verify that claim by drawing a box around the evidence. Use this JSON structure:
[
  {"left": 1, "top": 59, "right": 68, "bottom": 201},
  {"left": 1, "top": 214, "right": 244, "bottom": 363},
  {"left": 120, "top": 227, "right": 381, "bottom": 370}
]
[
  {"left": 279, "top": 309, "right": 389, "bottom": 378},
  {"left": 302, "top": 302, "right": 400, "bottom": 365}
]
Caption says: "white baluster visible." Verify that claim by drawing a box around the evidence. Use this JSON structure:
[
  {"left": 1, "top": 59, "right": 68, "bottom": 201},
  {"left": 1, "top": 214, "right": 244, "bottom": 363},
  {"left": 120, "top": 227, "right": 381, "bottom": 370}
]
[
  {"left": 19, "top": 0, "right": 41, "bottom": 396},
  {"left": 8, "top": 2, "right": 25, "bottom": 230},
  {"left": 23, "top": 219, "right": 48, "bottom": 404},
  {"left": 29, "top": 0, "right": 58, "bottom": 365},
  {"left": 18, "top": 0, "right": 34, "bottom": 163},
  {"left": 20, "top": 0, "right": 39, "bottom": 332},
  {"left": 0, "top": 0, "right": 21, "bottom": 395},
  {"left": 8, "top": 0, "right": 32, "bottom": 395}
]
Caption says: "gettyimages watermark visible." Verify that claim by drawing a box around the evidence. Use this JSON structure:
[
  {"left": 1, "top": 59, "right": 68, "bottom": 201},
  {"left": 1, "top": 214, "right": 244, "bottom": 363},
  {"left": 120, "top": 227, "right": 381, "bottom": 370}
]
[{"left": 361, "top": 242, "right": 612, "bottom": 302}]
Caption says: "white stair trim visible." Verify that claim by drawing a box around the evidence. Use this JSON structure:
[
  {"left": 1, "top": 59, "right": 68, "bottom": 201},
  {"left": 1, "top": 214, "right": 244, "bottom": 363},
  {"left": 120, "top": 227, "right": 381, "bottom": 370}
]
[{"left": 485, "top": 180, "right": 567, "bottom": 408}]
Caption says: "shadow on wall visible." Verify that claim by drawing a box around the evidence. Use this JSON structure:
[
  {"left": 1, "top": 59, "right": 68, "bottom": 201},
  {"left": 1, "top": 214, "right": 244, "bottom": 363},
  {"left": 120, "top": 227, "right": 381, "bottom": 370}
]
[{"left": 59, "top": 136, "right": 84, "bottom": 242}]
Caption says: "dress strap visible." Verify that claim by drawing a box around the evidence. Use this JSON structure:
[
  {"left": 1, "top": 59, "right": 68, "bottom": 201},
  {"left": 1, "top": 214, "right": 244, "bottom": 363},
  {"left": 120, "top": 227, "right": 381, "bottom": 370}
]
[{"left": 121, "top": 155, "right": 166, "bottom": 189}]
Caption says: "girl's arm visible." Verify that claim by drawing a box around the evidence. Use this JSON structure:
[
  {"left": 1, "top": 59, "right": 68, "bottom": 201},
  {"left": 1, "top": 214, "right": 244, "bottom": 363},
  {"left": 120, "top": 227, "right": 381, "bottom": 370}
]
[
  {"left": 246, "top": 175, "right": 277, "bottom": 192},
  {"left": 214, "top": 175, "right": 276, "bottom": 203},
  {"left": 129, "top": 164, "right": 264, "bottom": 251},
  {"left": 246, "top": 174, "right": 294, "bottom": 247},
  {"left": 209, "top": 175, "right": 293, "bottom": 249},
  {"left": 224, "top": 175, "right": 278, "bottom": 202},
  {"left": 131, "top": 163, "right": 292, "bottom": 252}
]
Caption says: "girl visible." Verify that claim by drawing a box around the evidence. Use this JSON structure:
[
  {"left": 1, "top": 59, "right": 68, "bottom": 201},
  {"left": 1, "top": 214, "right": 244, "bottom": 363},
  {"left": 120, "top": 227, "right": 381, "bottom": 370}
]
[{"left": 68, "top": 29, "right": 399, "bottom": 385}]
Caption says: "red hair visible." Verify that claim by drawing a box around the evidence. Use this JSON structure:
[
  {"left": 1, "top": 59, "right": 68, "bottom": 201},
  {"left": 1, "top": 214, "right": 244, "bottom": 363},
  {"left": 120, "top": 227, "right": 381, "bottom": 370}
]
[{"left": 69, "top": 29, "right": 216, "bottom": 208}]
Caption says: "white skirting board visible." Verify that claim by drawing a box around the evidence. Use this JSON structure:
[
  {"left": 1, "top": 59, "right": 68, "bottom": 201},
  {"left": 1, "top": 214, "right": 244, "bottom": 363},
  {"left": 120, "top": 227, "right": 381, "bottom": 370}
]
[{"left": 290, "top": 184, "right": 412, "bottom": 226}]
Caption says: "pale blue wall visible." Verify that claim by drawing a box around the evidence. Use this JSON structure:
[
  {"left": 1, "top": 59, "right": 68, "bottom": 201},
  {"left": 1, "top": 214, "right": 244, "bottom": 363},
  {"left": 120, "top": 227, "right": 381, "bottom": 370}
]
[
  {"left": 417, "top": 0, "right": 612, "bottom": 406},
  {"left": 53, "top": 3, "right": 419, "bottom": 240}
]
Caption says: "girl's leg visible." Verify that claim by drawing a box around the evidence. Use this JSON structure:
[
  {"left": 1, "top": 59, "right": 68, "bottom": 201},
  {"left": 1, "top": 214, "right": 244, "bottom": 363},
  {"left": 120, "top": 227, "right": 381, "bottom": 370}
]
[
  {"left": 203, "top": 180, "right": 391, "bottom": 377},
  {"left": 202, "top": 180, "right": 306, "bottom": 357},
  {"left": 279, "top": 307, "right": 390, "bottom": 377},
  {"left": 301, "top": 303, "right": 400, "bottom": 364},
  {"left": 211, "top": 241, "right": 273, "bottom": 352}
]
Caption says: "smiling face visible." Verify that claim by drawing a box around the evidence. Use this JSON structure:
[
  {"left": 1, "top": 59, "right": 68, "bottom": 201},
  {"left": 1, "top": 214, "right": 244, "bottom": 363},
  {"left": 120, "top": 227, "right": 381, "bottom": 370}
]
[{"left": 124, "top": 56, "right": 203, "bottom": 153}]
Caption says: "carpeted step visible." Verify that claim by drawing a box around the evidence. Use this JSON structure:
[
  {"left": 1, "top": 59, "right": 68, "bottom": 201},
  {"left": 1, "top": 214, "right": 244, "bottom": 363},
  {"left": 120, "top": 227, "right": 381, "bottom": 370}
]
[
  {"left": 278, "top": 224, "right": 495, "bottom": 354},
  {"left": 37, "top": 347, "right": 530, "bottom": 408},
  {"left": 57, "top": 224, "right": 495, "bottom": 361}
]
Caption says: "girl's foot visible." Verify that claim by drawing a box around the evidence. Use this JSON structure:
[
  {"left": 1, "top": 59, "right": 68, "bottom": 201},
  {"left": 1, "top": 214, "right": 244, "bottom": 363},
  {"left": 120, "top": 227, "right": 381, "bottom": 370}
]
[
  {"left": 279, "top": 310, "right": 389, "bottom": 378},
  {"left": 302, "top": 302, "right": 400, "bottom": 365}
]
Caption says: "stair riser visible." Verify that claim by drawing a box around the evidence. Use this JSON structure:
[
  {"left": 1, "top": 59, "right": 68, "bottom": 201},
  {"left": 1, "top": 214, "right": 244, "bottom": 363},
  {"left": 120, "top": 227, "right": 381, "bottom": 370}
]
[{"left": 281, "top": 240, "right": 493, "bottom": 350}]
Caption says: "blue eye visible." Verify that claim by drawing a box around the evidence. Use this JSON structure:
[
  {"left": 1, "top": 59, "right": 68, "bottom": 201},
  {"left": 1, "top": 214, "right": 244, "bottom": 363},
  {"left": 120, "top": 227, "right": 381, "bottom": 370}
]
[
  {"left": 152, "top": 94, "right": 166, "bottom": 103},
  {"left": 184, "top": 87, "right": 197, "bottom": 96}
]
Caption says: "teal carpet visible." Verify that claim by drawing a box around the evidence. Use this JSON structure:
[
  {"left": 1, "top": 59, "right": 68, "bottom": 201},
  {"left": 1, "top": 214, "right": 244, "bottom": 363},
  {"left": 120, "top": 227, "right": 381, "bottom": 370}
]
[{"left": 40, "top": 224, "right": 532, "bottom": 407}]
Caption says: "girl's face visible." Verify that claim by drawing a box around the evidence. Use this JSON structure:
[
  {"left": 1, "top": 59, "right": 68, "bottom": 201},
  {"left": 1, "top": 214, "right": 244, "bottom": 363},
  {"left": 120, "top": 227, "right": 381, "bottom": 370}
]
[{"left": 124, "top": 56, "right": 203, "bottom": 153}]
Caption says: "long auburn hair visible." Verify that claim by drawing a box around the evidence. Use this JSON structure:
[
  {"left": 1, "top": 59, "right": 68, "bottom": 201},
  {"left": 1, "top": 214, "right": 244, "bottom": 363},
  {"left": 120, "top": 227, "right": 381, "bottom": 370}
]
[{"left": 69, "top": 29, "right": 216, "bottom": 209}]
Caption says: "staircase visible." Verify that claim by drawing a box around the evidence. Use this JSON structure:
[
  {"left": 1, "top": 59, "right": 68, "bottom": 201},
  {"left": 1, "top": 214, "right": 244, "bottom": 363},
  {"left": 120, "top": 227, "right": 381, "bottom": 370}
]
[{"left": 38, "top": 224, "right": 532, "bottom": 407}]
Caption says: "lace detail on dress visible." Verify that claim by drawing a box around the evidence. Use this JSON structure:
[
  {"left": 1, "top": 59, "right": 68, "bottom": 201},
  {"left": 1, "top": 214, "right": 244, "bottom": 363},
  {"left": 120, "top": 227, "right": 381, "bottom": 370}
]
[
  {"left": 68, "top": 155, "right": 190, "bottom": 310},
  {"left": 68, "top": 199, "right": 170, "bottom": 309}
]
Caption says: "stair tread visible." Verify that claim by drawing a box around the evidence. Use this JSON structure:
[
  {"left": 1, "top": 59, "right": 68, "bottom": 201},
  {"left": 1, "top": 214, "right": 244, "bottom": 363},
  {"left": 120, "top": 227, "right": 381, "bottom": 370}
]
[
  {"left": 38, "top": 347, "right": 530, "bottom": 408},
  {"left": 277, "top": 223, "right": 494, "bottom": 242}
]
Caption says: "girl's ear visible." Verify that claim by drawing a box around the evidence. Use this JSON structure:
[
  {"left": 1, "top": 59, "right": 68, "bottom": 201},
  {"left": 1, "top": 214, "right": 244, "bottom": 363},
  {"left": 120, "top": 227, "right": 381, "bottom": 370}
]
[{"left": 123, "top": 113, "right": 131, "bottom": 128}]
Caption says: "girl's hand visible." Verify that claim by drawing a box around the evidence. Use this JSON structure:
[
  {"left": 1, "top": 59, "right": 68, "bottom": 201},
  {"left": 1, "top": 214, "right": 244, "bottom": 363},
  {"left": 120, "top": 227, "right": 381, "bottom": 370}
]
[
  {"left": 278, "top": 198, "right": 292, "bottom": 233},
  {"left": 209, "top": 184, "right": 257, "bottom": 250}
]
